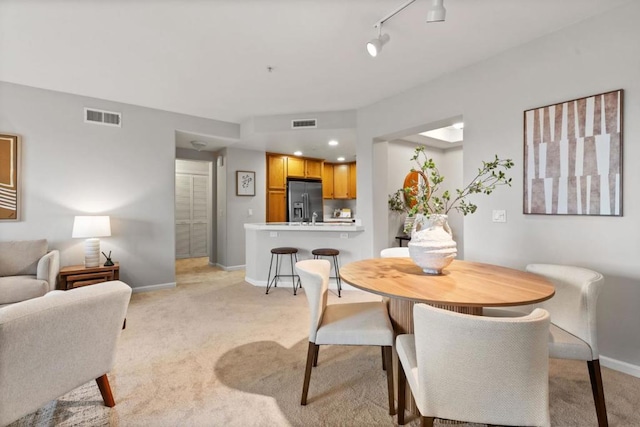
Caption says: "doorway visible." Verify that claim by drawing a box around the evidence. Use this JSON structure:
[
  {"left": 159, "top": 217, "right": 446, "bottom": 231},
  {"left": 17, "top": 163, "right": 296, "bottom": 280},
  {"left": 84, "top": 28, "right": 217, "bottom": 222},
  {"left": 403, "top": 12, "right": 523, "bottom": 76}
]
[{"left": 175, "top": 159, "right": 212, "bottom": 259}]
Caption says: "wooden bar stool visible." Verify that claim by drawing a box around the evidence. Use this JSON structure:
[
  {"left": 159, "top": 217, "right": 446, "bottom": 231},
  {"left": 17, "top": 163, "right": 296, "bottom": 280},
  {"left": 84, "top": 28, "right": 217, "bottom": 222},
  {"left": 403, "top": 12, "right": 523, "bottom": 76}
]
[
  {"left": 266, "top": 247, "right": 301, "bottom": 295},
  {"left": 312, "top": 248, "right": 342, "bottom": 297}
]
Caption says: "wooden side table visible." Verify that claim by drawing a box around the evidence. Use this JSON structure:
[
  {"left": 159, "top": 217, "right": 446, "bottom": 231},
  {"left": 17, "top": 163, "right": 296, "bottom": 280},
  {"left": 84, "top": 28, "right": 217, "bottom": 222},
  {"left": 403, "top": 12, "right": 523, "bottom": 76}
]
[{"left": 59, "top": 263, "right": 120, "bottom": 290}]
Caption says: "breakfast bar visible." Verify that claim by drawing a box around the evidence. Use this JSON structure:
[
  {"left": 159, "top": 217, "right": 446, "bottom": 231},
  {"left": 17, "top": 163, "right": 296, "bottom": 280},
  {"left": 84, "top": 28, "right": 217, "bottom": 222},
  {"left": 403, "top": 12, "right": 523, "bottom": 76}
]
[{"left": 244, "top": 222, "right": 365, "bottom": 290}]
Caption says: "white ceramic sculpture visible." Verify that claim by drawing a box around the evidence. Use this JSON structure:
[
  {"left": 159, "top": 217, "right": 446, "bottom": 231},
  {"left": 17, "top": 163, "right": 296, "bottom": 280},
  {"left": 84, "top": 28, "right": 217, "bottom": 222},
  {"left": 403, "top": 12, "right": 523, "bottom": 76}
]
[{"left": 408, "top": 214, "right": 457, "bottom": 274}]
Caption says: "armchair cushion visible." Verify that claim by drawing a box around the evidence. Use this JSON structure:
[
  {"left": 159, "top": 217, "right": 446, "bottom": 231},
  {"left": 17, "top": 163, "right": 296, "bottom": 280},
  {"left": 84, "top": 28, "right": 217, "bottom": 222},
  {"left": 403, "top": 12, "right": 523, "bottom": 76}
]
[
  {"left": 0, "top": 239, "right": 48, "bottom": 276},
  {"left": 0, "top": 276, "right": 49, "bottom": 306}
]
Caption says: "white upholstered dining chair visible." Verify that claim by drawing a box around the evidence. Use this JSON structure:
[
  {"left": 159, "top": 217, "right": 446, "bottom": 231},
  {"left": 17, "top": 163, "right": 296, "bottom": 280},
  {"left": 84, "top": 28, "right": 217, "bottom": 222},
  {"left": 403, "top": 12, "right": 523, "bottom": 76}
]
[
  {"left": 484, "top": 263, "right": 608, "bottom": 427},
  {"left": 380, "top": 247, "right": 410, "bottom": 258},
  {"left": 295, "top": 259, "right": 396, "bottom": 415},
  {"left": 397, "top": 303, "right": 551, "bottom": 427}
]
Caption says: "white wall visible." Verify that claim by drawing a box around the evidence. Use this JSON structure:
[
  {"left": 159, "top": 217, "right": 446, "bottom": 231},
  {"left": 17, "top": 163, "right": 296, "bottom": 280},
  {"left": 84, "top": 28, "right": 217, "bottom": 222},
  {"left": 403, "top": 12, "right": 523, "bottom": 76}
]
[
  {"left": 357, "top": 3, "right": 640, "bottom": 370},
  {"left": 217, "top": 146, "right": 266, "bottom": 269},
  {"left": 0, "top": 81, "right": 238, "bottom": 289}
]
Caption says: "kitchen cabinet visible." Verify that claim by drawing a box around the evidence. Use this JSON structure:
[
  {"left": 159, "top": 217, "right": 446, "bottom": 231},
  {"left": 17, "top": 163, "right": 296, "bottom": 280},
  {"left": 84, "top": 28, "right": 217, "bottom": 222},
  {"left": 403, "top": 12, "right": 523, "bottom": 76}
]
[
  {"left": 323, "top": 164, "right": 334, "bottom": 199},
  {"left": 266, "top": 153, "right": 325, "bottom": 222},
  {"left": 268, "top": 155, "right": 287, "bottom": 190},
  {"left": 333, "top": 164, "right": 350, "bottom": 199},
  {"left": 349, "top": 162, "right": 357, "bottom": 199},
  {"left": 287, "top": 157, "right": 323, "bottom": 179},
  {"left": 267, "top": 190, "right": 287, "bottom": 222},
  {"left": 323, "top": 162, "right": 356, "bottom": 200}
]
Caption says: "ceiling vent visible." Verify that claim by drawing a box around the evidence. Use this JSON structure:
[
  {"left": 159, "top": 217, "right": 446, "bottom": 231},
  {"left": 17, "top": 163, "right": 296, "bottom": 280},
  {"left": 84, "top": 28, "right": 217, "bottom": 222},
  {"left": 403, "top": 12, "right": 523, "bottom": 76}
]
[
  {"left": 291, "top": 118, "right": 317, "bottom": 129},
  {"left": 84, "top": 108, "right": 122, "bottom": 127}
]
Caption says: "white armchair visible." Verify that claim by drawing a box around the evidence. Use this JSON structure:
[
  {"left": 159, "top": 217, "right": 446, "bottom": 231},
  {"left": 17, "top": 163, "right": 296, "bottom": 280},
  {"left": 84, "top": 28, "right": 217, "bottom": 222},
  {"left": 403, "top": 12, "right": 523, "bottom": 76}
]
[
  {"left": 0, "top": 239, "right": 60, "bottom": 306},
  {"left": 397, "top": 304, "right": 551, "bottom": 426},
  {"left": 0, "top": 280, "right": 132, "bottom": 426}
]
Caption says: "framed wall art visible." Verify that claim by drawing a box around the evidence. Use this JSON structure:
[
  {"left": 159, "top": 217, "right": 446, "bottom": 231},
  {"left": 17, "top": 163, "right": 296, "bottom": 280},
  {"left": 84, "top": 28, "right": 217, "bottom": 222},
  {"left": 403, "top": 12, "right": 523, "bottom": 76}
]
[
  {"left": 523, "top": 89, "right": 623, "bottom": 216},
  {"left": 236, "top": 170, "right": 255, "bottom": 196},
  {"left": 0, "top": 134, "right": 20, "bottom": 221}
]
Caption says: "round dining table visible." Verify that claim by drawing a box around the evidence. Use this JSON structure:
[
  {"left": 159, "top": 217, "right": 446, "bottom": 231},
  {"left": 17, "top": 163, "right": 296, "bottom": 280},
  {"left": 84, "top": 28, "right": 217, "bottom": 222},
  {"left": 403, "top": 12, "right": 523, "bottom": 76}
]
[{"left": 340, "top": 257, "right": 556, "bottom": 418}]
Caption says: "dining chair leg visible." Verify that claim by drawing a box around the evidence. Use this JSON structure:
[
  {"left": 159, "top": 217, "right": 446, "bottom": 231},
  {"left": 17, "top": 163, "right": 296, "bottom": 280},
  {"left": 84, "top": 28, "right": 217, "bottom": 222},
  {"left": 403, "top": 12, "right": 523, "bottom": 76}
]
[
  {"left": 587, "top": 359, "right": 608, "bottom": 427},
  {"left": 397, "top": 359, "right": 406, "bottom": 425},
  {"left": 313, "top": 345, "right": 319, "bottom": 367},
  {"left": 301, "top": 342, "right": 317, "bottom": 405},
  {"left": 383, "top": 346, "right": 395, "bottom": 415},
  {"left": 421, "top": 416, "right": 435, "bottom": 427},
  {"left": 95, "top": 374, "right": 115, "bottom": 407},
  {"left": 381, "top": 346, "right": 386, "bottom": 371}
]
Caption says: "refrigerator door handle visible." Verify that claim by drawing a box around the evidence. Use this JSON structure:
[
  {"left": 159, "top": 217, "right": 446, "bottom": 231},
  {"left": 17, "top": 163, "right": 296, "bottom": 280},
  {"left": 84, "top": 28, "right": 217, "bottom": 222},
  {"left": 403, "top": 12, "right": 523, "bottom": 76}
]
[{"left": 302, "top": 193, "right": 309, "bottom": 221}]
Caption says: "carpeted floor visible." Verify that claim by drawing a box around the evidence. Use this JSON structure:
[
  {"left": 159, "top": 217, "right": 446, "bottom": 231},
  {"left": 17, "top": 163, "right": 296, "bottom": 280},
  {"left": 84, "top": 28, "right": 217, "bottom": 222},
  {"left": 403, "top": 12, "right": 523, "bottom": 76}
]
[{"left": 10, "top": 257, "right": 640, "bottom": 426}]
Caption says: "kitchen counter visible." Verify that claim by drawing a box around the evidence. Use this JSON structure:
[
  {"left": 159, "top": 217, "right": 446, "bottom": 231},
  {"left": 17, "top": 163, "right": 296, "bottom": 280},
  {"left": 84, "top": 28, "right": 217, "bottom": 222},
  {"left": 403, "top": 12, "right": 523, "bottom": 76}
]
[
  {"left": 244, "top": 222, "right": 363, "bottom": 232},
  {"left": 244, "top": 222, "right": 365, "bottom": 292}
]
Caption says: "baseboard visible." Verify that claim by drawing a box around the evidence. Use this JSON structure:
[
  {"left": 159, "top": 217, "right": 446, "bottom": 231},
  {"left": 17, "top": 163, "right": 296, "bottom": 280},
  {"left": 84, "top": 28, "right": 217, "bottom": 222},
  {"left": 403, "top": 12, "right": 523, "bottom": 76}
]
[
  {"left": 131, "top": 282, "right": 176, "bottom": 293},
  {"left": 601, "top": 355, "right": 640, "bottom": 378},
  {"left": 213, "top": 263, "right": 245, "bottom": 271}
]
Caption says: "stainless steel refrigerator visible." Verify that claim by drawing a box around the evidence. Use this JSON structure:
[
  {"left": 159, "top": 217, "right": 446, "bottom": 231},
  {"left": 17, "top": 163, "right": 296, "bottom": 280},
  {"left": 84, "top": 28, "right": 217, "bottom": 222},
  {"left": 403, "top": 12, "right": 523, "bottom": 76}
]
[{"left": 287, "top": 178, "right": 324, "bottom": 223}]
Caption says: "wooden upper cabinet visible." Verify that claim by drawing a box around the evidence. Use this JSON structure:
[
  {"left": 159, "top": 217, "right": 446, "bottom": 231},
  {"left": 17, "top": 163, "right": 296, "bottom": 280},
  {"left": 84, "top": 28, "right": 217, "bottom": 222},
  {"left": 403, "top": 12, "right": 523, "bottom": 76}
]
[
  {"left": 348, "top": 162, "right": 357, "bottom": 199},
  {"left": 267, "top": 155, "right": 287, "bottom": 190},
  {"left": 305, "top": 159, "right": 323, "bottom": 179},
  {"left": 333, "top": 164, "right": 350, "bottom": 199},
  {"left": 288, "top": 157, "right": 323, "bottom": 179},
  {"left": 323, "top": 164, "right": 334, "bottom": 199},
  {"left": 287, "top": 157, "right": 305, "bottom": 178}
]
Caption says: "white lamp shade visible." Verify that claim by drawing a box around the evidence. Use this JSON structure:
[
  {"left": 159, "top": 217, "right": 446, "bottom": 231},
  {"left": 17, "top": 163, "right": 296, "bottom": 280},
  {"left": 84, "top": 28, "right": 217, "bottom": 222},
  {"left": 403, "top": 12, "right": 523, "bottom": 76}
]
[{"left": 72, "top": 216, "right": 111, "bottom": 238}]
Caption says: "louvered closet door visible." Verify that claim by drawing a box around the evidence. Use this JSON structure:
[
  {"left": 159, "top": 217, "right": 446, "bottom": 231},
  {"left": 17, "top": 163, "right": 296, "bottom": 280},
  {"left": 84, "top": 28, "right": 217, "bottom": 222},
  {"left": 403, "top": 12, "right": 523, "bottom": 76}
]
[{"left": 175, "top": 174, "right": 209, "bottom": 258}]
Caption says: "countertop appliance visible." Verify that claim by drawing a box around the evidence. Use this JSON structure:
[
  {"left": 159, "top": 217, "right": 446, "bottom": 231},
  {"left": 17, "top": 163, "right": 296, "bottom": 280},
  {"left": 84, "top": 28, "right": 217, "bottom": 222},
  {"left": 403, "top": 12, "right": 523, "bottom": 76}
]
[{"left": 287, "top": 178, "right": 323, "bottom": 223}]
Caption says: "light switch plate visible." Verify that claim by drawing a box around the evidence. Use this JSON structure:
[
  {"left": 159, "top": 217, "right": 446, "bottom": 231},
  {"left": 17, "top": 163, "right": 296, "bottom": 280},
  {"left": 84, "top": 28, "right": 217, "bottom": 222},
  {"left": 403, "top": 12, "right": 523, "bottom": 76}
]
[
  {"left": 492, "top": 210, "right": 506, "bottom": 223},
  {"left": 270, "top": 232, "right": 278, "bottom": 237},
  {"left": 340, "top": 233, "right": 349, "bottom": 239}
]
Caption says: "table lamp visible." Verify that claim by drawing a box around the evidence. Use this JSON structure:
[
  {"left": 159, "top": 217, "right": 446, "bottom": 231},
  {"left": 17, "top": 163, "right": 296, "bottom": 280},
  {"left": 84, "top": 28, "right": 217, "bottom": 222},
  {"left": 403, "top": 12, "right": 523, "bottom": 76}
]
[{"left": 72, "top": 215, "right": 111, "bottom": 268}]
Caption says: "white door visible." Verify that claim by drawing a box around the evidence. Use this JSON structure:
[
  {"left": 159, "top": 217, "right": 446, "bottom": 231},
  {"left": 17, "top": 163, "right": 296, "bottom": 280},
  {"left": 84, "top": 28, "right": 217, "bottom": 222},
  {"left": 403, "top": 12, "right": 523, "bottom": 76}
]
[{"left": 175, "top": 173, "right": 209, "bottom": 258}]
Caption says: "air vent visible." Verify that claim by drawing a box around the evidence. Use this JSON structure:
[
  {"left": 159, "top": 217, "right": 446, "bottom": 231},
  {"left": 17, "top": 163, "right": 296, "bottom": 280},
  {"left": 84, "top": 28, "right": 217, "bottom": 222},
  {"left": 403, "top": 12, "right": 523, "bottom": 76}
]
[
  {"left": 291, "top": 118, "right": 317, "bottom": 129},
  {"left": 84, "top": 108, "right": 122, "bottom": 127}
]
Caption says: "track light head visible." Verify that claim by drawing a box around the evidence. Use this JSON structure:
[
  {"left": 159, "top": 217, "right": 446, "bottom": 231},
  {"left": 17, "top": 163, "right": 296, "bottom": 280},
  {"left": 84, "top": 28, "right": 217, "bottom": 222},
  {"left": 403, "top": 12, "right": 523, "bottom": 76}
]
[
  {"left": 426, "top": 0, "right": 446, "bottom": 23},
  {"left": 366, "top": 33, "right": 390, "bottom": 57}
]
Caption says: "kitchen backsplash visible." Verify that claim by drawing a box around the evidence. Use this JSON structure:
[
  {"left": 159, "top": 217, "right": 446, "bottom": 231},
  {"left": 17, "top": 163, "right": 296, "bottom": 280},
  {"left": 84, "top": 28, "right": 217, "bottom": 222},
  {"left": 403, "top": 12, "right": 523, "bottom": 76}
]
[{"left": 323, "top": 199, "right": 356, "bottom": 219}]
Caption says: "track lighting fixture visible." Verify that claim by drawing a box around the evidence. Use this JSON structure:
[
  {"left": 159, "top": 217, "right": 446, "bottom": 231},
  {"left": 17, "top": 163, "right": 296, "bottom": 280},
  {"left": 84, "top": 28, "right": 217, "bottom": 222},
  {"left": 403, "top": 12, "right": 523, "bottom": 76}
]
[
  {"left": 366, "top": 24, "right": 390, "bottom": 57},
  {"left": 366, "top": 0, "right": 446, "bottom": 57},
  {"left": 426, "top": 0, "right": 446, "bottom": 23}
]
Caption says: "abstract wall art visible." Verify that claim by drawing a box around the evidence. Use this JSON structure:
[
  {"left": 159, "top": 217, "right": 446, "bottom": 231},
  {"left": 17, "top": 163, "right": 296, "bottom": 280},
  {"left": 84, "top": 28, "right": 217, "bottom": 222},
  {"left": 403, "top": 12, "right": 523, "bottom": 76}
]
[
  {"left": 236, "top": 170, "right": 255, "bottom": 196},
  {"left": 523, "top": 90, "right": 623, "bottom": 216},
  {"left": 0, "top": 134, "right": 20, "bottom": 221}
]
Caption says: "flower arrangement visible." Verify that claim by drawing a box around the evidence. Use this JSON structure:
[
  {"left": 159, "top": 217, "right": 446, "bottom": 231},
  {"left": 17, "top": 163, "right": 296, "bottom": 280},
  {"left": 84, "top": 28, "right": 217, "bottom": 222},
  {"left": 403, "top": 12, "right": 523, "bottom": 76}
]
[{"left": 389, "top": 146, "right": 514, "bottom": 220}]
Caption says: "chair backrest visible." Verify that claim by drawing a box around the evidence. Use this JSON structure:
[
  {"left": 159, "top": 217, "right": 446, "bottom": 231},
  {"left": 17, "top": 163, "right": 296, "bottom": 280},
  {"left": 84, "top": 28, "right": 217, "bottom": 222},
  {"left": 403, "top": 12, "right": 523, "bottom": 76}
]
[
  {"left": 380, "top": 247, "right": 410, "bottom": 258},
  {"left": 295, "top": 259, "right": 330, "bottom": 343},
  {"left": 0, "top": 280, "right": 132, "bottom": 426},
  {"left": 413, "top": 304, "right": 551, "bottom": 427},
  {"left": 527, "top": 263, "right": 604, "bottom": 358}
]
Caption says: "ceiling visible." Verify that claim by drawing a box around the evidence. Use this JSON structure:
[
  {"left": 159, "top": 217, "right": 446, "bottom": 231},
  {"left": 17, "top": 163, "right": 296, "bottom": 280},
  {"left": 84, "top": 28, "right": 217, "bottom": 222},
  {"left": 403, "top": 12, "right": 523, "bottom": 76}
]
[{"left": 0, "top": 0, "right": 630, "bottom": 159}]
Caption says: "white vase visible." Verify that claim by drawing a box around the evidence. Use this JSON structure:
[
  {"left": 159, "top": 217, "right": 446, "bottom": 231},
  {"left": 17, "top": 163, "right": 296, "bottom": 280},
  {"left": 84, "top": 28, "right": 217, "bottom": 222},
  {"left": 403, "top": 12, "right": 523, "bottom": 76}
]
[{"left": 408, "top": 213, "right": 457, "bottom": 275}]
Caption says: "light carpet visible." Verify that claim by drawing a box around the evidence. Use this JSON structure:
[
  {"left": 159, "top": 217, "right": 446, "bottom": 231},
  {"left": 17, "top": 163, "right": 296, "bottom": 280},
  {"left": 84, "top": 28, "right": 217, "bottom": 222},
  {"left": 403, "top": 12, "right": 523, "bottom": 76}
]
[{"left": 10, "top": 257, "right": 640, "bottom": 426}]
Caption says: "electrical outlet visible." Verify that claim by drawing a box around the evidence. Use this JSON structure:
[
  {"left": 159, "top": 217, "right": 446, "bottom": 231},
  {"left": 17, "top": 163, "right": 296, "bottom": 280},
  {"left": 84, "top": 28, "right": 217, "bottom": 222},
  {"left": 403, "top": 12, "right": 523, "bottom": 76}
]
[
  {"left": 248, "top": 208, "right": 253, "bottom": 216},
  {"left": 270, "top": 232, "right": 278, "bottom": 237},
  {"left": 340, "top": 233, "right": 349, "bottom": 239},
  {"left": 492, "top": 210, "right": 507, "bottom": 223}
]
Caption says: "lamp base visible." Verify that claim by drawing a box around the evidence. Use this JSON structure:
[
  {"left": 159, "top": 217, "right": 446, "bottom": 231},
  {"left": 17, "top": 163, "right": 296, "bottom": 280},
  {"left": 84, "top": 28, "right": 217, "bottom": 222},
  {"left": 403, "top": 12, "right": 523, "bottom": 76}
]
[{"left": 84, "top": 238, "right": 101, "bottom": 268}]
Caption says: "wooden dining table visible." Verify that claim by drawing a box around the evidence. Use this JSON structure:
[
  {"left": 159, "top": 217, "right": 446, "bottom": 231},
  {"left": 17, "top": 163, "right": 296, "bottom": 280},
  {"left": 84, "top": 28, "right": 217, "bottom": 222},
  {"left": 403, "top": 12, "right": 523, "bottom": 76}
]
[{"left": 339, "top": 257, "right": 556, "bottom": 418}]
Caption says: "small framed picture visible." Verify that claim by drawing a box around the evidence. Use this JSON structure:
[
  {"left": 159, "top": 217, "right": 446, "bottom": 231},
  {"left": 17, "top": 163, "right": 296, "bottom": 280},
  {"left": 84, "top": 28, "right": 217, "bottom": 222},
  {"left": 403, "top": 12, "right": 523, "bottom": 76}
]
[{"left": 236, "top": 170, "right": 255, "bottom": 196}]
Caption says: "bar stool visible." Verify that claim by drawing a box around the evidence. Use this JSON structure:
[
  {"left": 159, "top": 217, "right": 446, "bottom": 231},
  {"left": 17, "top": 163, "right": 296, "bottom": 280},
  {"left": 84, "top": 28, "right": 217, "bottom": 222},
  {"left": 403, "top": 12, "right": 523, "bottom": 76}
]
[
  {"left": 266, "top": 247, "right": 301, "bottom": 295},
  {"left": 311, "top": 248, "right": 342, "bottom": 297}
]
